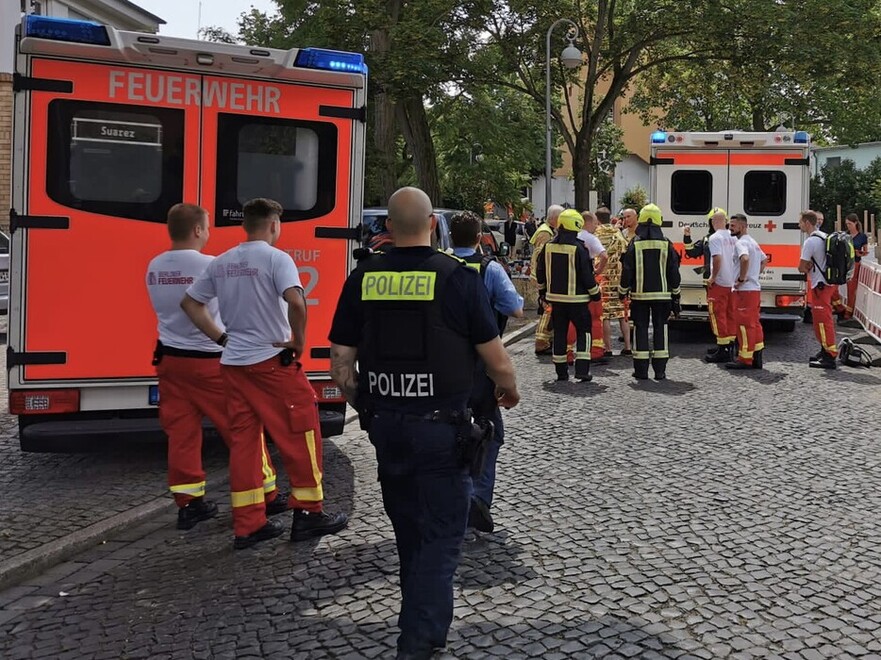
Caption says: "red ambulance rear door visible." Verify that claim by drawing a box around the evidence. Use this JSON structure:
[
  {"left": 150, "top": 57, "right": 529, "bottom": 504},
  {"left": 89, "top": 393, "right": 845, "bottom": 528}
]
[
  {"left": 199, "top": 74, "right": 358, "bottom": 377},
  {"left": 17, "top": 59, "right": 200, "bottom": 382}
]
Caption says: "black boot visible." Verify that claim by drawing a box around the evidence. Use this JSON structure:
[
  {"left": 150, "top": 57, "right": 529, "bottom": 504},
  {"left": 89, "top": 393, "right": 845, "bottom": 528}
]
[
  {"left": 704, "top": 345, "right": 730, "bottom": 363},
  {"left": 290, "top": 509, "right": 349, "bottom": 541},
  {"left": 803, "top": 307, "right": 813, "bottom": 323},
  {"left": 555, "top": 363, "right": 569, "bottom": 381},
  {"left": 706, "top": 345, "right": 721, "bottom": 356},
  {"left": 177, "top": 497, "right": 218, "bottom": 530},
  {"left": 265, "top": 490, "right": 290, "bottom": 516},
  {"left": 651, "top": 358, "right": 667, "bottom": 381},
  {"left": 574, "top": 359, "right": 592, "bottom": 382},
  {"left": 632, "top": 359, "right": 650, "bottom": 380},
  {"left": 752, "top": 349, "right": 763, "bottom": 370},
  {"left": 809, "top": 351, "right": 837, "bottom": 370},
  {"left": 234, "top": 518, "right": 285, "bottom": 549}
]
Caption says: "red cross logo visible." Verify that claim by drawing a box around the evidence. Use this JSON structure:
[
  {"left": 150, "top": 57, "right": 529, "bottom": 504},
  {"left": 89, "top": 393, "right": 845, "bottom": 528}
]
[{"left": 764, "top": 221, "right": 777, "bottom": 233}]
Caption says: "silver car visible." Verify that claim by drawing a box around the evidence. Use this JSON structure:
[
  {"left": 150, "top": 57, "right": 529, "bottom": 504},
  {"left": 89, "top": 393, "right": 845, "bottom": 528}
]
[{"left": 0, "top": 231, "right": 8, "bottom": 315}]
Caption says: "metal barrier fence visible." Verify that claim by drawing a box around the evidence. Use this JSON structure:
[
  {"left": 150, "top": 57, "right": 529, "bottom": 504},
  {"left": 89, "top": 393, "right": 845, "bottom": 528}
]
[{"left": 852, "top": 255, "right": 881, "bottom": 344}]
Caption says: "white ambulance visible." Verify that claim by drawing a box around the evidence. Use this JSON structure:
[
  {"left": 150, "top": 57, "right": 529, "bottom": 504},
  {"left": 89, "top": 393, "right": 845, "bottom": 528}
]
[
  {"left": 649, "top": 131, "right": 810, "bottom": 328},
  {"left": 7, "top": 15, "right": 366, "bottom": 450}
]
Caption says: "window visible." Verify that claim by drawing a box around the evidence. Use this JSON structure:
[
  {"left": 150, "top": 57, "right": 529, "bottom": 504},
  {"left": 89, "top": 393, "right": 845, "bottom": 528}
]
[
  {"left": 744, "top": 170, "right": 786, "bottom": 216},
  {"left": 825, "top": 156, "right": 841, "bottom": 168},
  {"left": 46, "top": 101, "right": 184, "bottom": 222},
  {"left": 215, "top": 115, "right": 338, "bottom": 226},
  {"left": 671, "top": 170, "right": 712, "bottom": 215}
]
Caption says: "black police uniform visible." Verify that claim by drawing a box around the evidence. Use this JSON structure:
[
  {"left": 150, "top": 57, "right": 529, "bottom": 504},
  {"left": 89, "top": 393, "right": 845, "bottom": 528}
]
[
  {"left": 329, "top": 247, "right": 499, "bottom": 659},
  {"left": 535, "top": 229, "right": 601, "bottom": 381},
  {"left": 619, "top": 225, "right": 682, "bottom": 380}
]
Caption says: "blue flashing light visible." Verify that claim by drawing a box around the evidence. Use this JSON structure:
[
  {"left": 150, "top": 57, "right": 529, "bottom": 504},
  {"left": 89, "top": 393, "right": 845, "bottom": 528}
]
[
  {"left": 294, "top": 48, "right": 367, "bottom": 74},
  {"left": 651, "top": 131, "right": 667, "bottom": 144},
  {"left": 24, "top": 15, "right": 111, "bottom": 46},
  {"left": 793, "top": 131, "right": 810, "bottom": 144}
]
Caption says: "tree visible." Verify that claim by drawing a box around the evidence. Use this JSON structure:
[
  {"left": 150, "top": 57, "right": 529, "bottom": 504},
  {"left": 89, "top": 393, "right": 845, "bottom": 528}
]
[
  {"left": 810, "top": 158, "right": 881, "bottom": 232},
  {"left": 628, "top": 0, "right": 881, "bottom": 143}
]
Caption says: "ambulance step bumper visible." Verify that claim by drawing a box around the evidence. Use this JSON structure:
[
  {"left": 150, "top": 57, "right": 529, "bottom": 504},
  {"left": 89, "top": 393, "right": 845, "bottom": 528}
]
[
  {"left": 677, "top": 308, "right": 803, "bottom": 323},
  {"left": 19, "top": 409, "right": 347, "bottom": 451}
]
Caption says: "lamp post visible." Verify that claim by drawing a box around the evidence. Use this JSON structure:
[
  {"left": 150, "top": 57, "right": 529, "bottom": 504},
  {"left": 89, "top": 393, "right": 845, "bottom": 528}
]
[{"left": 545, "top": 18, "right": 583, "bottom": 214}]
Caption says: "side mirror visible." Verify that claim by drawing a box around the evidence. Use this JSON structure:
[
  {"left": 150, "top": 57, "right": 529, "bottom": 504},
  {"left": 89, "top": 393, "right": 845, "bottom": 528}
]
[{"left": 497, "top": 242, "right": 511, "bottom": 257}]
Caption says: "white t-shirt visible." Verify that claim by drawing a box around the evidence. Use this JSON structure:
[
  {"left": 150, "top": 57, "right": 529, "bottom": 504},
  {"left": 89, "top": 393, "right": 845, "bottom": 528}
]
[
  {"left": 734, "top": 235, "right": 767, "bottom": 292},
  {"left": 708, "top": 230, "right": 738, "bottom": 287},
  {"left": 187, "top": 241, "right": 303, "bottom": 366},
  {"left": 800, "top": 231, "right": 827, "bottom": 288},
  {"left": 577, "top": 230, "right": 606, "bottom": 259},
  {"left": 146, "top": 249, "right": 222, "bottom": 353}
]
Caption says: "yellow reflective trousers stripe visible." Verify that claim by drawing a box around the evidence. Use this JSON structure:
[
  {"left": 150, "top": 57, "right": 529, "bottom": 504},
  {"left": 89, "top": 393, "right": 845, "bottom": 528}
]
[
  {"left": 169, "top": 481, "right": 206, "bottom": 497},
  {"left": 231, "top": 488, "right": 264, "bottom": 508},
  {"left": 292, "top": 430, "right": 324, "bottom": 502},
  {"left": 260, "top": 440, "right": 277, "bottom": 493}
]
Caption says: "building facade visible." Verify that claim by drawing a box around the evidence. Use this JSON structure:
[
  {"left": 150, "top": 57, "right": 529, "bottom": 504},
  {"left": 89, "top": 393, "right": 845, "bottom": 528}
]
[{"left": 1, "top": 0, "right": 164, "bottom": 230}]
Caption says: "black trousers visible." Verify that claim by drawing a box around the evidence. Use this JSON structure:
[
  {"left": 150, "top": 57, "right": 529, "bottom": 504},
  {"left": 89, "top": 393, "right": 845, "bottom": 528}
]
[
  {"left": 630, "top": 300, "right": 671, "bottom": 375},
  {"left": 551, "top": 302, "right": 591, "bottom": 379}
]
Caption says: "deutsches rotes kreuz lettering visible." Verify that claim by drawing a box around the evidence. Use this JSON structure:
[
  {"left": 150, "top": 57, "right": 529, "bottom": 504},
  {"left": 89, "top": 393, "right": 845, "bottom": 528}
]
[{"left": 368, "top": 372, "right": 435, "bottom": 397}]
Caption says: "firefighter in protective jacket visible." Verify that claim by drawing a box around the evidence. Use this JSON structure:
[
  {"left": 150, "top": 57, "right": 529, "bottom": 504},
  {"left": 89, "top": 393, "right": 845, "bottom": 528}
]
[
  {"left": 619, "top": 204, "right": 682, "bottom": 381},
  {"left": 536, "top": 209, "right": 602, "bottom": 382}
]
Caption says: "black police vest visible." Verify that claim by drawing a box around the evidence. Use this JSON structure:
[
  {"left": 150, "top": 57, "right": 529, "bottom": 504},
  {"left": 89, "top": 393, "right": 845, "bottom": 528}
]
[
  {"left": 357, "top": 251, "right": 475, "bottom": 403},
  {"left": 461, "top": 251, "right": 509, "bottom": 337}
]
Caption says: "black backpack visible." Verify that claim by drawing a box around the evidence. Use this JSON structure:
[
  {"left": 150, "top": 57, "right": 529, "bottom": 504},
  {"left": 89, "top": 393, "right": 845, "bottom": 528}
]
[
  {"left": 811, "top": 232, "right": 855, "bottom": 285},
  {"left": 838, "top": 338, "right": 873, "bottom": 368}
]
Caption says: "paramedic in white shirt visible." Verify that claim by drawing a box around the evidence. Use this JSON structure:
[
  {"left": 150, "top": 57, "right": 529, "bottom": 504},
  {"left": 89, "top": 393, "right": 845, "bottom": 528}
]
[
  {"left": 704, "top": 209, "right": 739, "bottom": 363},
  {"left": 146, "top": 203, "right": 281, "bottom": 531},
  {"left": 182, "top": 197, "right": 348, "bottom": 549},
  {"left": 726, "top": 213, "right": 768, "bottom": 370}
]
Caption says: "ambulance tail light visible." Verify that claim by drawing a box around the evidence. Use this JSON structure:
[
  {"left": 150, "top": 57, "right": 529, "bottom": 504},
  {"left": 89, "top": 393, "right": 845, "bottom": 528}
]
[
  {"left": 24, "top": 15, "right": 111, "bottom": 46},
  {"left": 776, "top": 295, "right": 805, "bottom": 308},
  {"left": 294, "top": 48, "right": 367, "bottom": 74},
  {"left": 793, "top": 131, "right": 810, "bottom": 144},
  {"left": 312, "top": 381, "right": 345, "bottom": 403},
  {"left": 10, "top": 389, "right": 81, "bottom": 415}
]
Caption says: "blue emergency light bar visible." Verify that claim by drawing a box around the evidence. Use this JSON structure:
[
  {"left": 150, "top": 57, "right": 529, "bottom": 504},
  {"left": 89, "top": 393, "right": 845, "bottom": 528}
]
[
  {"left": 294, "top": 48, "right": 367, "bottom": 74},
  {"left": 651, "top": 131, "right": 667, "bottom": 144},
  {"left": 793, "top": 131, "right": 810, "bottom": 144},
  {"left": 24, "top": 15, "right": 111, "bottom": 46}
]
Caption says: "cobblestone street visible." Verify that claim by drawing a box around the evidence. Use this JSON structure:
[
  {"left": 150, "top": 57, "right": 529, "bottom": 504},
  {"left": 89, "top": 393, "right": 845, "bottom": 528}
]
[{"left": 1, "top": 321, "right": 881, "bottom": 659}]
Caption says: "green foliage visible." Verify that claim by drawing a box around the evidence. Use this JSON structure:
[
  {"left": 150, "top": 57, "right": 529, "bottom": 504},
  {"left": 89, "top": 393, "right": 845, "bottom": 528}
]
[
  {"left": 810, "top": 158, "right": 881, "bottom": 232},
  {"left": 592, "top": 120, "right": 628, "bottom": 195},
  {"left": 619, "top": 185, "right": 648, "bottom": 211}
]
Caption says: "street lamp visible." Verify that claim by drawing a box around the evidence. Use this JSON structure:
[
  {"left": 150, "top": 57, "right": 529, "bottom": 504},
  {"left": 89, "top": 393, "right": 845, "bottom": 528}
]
[{"left": 545, "top": 18, "right": 582, "bottom": 214}]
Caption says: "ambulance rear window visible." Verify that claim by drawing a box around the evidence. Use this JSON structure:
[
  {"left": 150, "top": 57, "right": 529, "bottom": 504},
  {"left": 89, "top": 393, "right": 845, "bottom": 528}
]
[
  {"left": 46, "top": 101, "right": 184, "bottom": 222},
  {"left": 671, "top": 171, "right": 712, "bottom": 215},
  {"left": 215, "top": 114, "right": 338, "bottom": 226},
  {"left": 744, "top": 171, "right": 786, "bottom": 216}
]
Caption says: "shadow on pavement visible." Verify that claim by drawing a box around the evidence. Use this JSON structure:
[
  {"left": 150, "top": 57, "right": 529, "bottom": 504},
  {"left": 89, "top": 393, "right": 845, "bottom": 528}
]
[
  {"left": 820, "top": 369, "right": 881, "bottom": 385},
  {"left": 540, "top": 380, "right": 610, "bottom": 396},
  {"left": 626, "top": 379, "right": 696, "bottom": 396},
  {"left": 718, "top": 368, "right": 789, "bottom": 385},
  {"left": 458, "top": 530, "right": 539, "bottom": 588}
]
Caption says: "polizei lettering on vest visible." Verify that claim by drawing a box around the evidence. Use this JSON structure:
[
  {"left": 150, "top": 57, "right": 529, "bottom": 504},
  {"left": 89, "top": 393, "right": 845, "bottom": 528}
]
[
  {"left": 367, "top": 372, "right": 435, "bottom": 397},
  {"left": 108, "top": 71, "right": 282, "bottom": 114},
  {"left": 361, "top": 271, "right": 436, "bottom": 301}
]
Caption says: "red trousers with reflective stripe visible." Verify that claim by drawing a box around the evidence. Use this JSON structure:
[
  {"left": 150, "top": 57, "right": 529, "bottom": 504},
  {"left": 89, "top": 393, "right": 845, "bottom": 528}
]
[
  {"left": 222, "top": 357, "right": 324, "bottom": 537},
  {"left": 844, "top": 262, "right": 862, "bottom": 317},
  {"left": 157, "top": 355, "right": 279, "bottom": 508},
  {"left": 707, "top": 284, "right": 734, "bottom": 345},
  {"left": 811, "top": 285, "right": 838, "bottom": 356},
  {"left": 732, "top": 290, "right": 763, "bottom": 365}
]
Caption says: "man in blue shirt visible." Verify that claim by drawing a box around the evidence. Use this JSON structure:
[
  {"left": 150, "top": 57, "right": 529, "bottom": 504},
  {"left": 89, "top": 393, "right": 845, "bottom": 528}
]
[{"left": 450, "top": 211, "right": 524, "bottom": 533}]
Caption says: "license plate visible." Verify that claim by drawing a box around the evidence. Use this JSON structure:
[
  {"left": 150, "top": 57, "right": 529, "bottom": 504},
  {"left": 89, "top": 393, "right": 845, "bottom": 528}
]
[
  {"left": 149, "top": 385, "right": 159, "bottom": 406},
  {"left": 0, "top": 271, "right": 8, "bottom": 283}
]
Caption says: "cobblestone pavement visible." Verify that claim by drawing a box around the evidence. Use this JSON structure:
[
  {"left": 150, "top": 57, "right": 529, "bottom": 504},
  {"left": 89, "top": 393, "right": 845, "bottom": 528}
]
[
  {"left": 2, "top": 321, "right": 881, "bottom": 659},
  {"left": 0, "top": 329, "right": 229, "bottom": 562}
]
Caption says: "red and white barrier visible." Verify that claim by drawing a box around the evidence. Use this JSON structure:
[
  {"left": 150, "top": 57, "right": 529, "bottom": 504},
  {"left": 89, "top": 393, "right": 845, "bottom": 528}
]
[{"left": 853, "top": 255, "right": 881, "bottom": 344}]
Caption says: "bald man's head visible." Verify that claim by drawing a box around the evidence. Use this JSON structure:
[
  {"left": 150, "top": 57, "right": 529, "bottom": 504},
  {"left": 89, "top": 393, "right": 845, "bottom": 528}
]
[{"left": 387, "top": 187, "right": 434, "bottom": 240}]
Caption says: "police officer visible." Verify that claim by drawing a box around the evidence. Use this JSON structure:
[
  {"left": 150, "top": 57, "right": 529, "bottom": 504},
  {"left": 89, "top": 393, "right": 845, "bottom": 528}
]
[
  {"left": 535, "top": 209, "right": 602, "bottom": 382},
  {"left": 328, "top": 187, "right": 520, "bottom": 660},
  {"left": 146, "top": 203, "right": 286, "bottom": 530},
  {"left": 450, "top": 211, "right": 524, "bottom": 534},
  {"left": 619, "top": 204, "right": 682, "bottom": 381}
]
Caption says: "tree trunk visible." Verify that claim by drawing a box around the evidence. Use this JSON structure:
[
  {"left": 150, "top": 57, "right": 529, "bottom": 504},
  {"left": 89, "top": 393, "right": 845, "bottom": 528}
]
[
  {"left": 572, "top": 124, "right": 594, "bottom": 211},
  {"left": 751, "top": 103, "right": 766, "bottom": 132},
  {"left": 372, "top": 91, "right": 398, "bottom": 204},
  {"left": 396, "top": 96, "right": 442, "bottom": 204}
]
